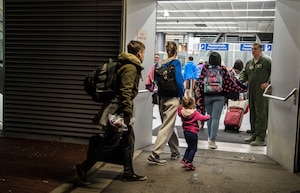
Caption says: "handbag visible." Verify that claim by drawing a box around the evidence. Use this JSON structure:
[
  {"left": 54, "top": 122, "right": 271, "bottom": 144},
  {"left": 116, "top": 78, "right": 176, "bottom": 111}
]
[
  {"left": 145, "top": 82, "right": 155, "bottom": 92},
  {"left": 155, "top": 60, "right": 178, "bottom": 97},
  {"left": 228, "top": 99, "right": 249, "bottom": 113},
  {"left": 87, "top": 134, "right": 123, "bottom": 165}
]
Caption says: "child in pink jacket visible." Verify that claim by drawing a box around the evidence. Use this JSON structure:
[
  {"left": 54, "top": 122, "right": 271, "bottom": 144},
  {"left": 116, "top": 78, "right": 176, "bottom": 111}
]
[{"left": 178, "top": 96, "right": 210, "bottom": 170}]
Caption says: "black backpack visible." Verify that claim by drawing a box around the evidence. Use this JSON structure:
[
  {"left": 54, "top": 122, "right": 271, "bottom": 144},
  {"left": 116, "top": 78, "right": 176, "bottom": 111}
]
[
  {"left": 155, "top": 60, "right": 178, "bottom": 97},
  {"left": 84, "top": 58, "right": 121, "bottom": 103}
]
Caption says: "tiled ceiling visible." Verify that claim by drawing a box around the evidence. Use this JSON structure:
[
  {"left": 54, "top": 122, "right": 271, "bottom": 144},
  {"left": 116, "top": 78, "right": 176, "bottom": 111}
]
[{"left": 156, "top": 0, "right": 276, "bottom": 36}]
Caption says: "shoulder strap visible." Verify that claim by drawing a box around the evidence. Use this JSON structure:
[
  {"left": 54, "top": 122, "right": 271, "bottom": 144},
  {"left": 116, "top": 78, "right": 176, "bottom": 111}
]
[
  {"left": 169, "top": 59, "right": 175, "bottom": 65},
  {"left": 164, "top": 59, "right": 175, "bottom": 67}
]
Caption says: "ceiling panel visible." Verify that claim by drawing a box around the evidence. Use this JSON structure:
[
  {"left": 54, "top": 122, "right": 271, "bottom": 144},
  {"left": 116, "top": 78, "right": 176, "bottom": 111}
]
[{"left": 156, "top": 0, "right": 276, "bottom": 37}]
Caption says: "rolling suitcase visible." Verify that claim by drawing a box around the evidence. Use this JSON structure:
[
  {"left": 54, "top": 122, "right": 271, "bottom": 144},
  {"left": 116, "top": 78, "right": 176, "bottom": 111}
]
[
  {"left": 224, "top": 99, "right": 248, "bottom": 132},
  {"left": 224, "top": 107, "right": 244, "bottom": 132}
]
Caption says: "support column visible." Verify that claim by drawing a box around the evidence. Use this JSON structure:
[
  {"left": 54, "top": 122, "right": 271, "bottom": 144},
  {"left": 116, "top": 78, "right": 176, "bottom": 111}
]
[
  {"left": 156, "top": 32, "right": 165, "bottom": 53},
  {"left": 187, "top": 32, "right": 194, "bottom": 55}
]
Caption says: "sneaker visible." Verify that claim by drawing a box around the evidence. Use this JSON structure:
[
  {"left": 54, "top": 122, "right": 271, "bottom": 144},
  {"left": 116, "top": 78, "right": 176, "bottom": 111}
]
[
  {"left": 171, "top": 152, "right": 180, "bottom": 160},
  {"left": 245, "top": 137, "right": 256, "bottom": 143},
  {"left": 180, "top": 159, "right": 187, "bottom": 168},
  {"left": 122, "top": 173, "right": 147, "bottom": 181},
  {"left": 74, "top": 165, "right": 91, "bottom": 185},
  {"left": 147, "top": 153, "right": 167, "bottom": 166},
  {"left": 184, "top": 162, "right": 195, "bottom": 170},
  {"left": 250, "top": 139, "right": 266, "bottom": 146},
  {"left": 208, "top": 141, "right": 218, "bottom": 149}
]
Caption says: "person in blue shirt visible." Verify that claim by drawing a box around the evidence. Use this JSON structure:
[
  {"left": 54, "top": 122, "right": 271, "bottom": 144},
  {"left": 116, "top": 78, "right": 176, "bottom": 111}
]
[
  {"left": 183, "top": 56, "right": 198, "bottom": 97},
  {"left": 147, "top": 41, "right": 184, "bottom": 165},
  {"left": 196, "top": 59, "right": 204, "bottom": 81}
]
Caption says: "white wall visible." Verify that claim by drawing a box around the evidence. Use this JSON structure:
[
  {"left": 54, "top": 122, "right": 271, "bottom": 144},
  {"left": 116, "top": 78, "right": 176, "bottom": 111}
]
[
  {"left": 125, "top": 0, "right": 157, "bottom": 149},
  {"left": 267, "top": 0, "right": 300, "bottom": 172}
]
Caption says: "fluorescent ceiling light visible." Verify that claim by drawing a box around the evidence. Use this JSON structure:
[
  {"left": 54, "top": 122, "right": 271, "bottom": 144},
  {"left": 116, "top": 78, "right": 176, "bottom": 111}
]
[
  {"left": 157, "top": 9, "right": 275, "bottom": 13},
  {"left": 157, "top": 22, "right": 237, "bottom": 24},
  {"left": 157, "top": 16, "right": 275, "bottom": 19},
  {"left": 158, "top": 0, "right": 275, "bottom": 3},
  {"left": 157, "top": 26, "right": 238, "bottom": 29},
  {"left": 157, "top": 29, "right": 265, "bottom": 33}
]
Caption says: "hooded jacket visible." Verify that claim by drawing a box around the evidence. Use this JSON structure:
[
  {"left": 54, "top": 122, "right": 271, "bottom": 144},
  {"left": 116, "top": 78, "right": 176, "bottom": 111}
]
[
  {"left": 116, "top": 52, "right": 144, "bottom": 118},
  {"left": 178, "top": 105, "right": 210, "bottom": 134},
  {"left": 183, "top": 61, "right": 198, "bottom": 80}
]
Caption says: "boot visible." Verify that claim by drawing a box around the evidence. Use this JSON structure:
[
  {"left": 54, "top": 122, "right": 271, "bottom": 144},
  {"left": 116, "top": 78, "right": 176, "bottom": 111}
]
[{"left": 250, "top": 139, "right": 266, "bottom": 146}]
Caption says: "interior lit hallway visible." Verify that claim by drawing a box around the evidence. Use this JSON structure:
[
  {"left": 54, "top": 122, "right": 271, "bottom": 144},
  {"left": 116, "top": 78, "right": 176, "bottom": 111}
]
[{"left": 151, "top": 104, "right": 267, "bottom": 156}]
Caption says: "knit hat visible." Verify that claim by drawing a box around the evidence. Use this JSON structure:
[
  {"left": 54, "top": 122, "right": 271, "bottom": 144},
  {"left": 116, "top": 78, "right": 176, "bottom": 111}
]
[{"left": 199, "top": 59, "right": 204, "bottom": 64}]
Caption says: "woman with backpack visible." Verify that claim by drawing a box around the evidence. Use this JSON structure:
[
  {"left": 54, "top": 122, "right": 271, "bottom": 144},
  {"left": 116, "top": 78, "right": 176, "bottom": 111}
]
[
  {"left": 147, "top": 41, "right": 184, "bottom": 165},
  {"left": 195, "top": 52, "right": 244, "bottom": 149}
]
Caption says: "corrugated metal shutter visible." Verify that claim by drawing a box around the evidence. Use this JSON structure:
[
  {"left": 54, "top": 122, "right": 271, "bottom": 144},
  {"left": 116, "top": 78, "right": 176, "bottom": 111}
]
[{"left": 4, "top": 0, "right": 123, "bottom": 138}]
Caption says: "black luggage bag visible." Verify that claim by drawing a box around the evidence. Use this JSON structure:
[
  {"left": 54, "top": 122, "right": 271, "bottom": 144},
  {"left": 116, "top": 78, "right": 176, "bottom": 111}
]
[{"left": 87, "top": 133, "right": 124, "bottom": 165}]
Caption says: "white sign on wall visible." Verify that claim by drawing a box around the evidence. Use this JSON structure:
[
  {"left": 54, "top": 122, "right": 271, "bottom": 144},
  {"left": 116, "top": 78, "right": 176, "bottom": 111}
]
[
  {"left": 188, "top": 37, "right": 200, "bottom": 54},
  {"left": 137, "top": 29, "right": 147, "bottom": 45}
]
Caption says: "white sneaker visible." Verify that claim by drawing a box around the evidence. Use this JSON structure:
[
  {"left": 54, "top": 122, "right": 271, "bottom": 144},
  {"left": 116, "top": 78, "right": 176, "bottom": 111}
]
[
  {"left": 147, "top": 153, "right": 167, "bottom": 166},
  {"left": 208, "top": 141, "right": 218, "bottom": 149}
]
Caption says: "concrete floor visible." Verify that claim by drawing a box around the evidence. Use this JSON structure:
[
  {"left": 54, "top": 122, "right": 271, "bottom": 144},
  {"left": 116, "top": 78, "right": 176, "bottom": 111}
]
[
  {"left": 49, "top": 106, "right": 300, "bottom": 193},
  {"left": 52, "top": 147, "right": 300, "bottom": 193},
  {"left": 3, "top": 103, "right": 300, "bottom": 193},
  {"left": 102, "top": 148, "right": 300, "bottom": 193}
]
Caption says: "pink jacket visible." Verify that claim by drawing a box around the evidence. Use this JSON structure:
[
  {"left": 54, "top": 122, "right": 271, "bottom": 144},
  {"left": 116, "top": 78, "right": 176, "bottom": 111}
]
[
  {"left": 178, "top": 105, "right": 210, "bottom": 134},
  {"left": 145, "top": 63, "right": 155, "bottom": 85}
]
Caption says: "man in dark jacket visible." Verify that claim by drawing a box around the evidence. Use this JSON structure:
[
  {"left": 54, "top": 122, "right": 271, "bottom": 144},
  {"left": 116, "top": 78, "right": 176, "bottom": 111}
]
[{"left": 75, "top": 40, "right": 147, "bottom": 185}]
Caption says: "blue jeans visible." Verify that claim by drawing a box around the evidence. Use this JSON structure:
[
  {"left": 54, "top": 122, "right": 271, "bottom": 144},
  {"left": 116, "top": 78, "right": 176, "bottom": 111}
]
[
  {"left": 183, "top": 131, "right": 198, "bottom": 163},
  {"left": 204, "top": 95, "right": 225, "bottom": 142}
]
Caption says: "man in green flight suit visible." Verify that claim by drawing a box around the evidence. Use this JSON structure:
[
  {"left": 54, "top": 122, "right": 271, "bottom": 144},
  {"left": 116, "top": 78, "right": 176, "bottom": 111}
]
[{"left": 239, "top": 42, "right": 272, "bottom": 146}]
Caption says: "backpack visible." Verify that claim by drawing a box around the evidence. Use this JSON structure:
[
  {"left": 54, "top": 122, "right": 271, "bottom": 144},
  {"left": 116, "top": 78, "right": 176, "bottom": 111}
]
[
  {"left": 155, "top": 60, "right": 178, "bottom": 97},
  {"left": 203, "top": 65, "right": 223, "bottom": 94},
  {"left": 84, "top": 58, "right": 121, "bottom": 103}
]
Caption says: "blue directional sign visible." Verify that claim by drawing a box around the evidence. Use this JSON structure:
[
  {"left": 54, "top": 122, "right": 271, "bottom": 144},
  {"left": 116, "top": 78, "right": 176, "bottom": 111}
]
[
  {"left": 199, "top": 43, "right": 206, "bottom": 50},
  {"left": 199, "top": 43, "right": 229, "bottom": 51},
  {"left": 240, "top": 44, "right": 252, "bottom": 51},
  {"left": 206, "top": 43, "right": 229, "bottom": 51},
  {"left": 240, "top": 43, "right": 272, "bottom": 52},
  {"left": 265, "top": 44, "right": 272, "bottom": 51}
]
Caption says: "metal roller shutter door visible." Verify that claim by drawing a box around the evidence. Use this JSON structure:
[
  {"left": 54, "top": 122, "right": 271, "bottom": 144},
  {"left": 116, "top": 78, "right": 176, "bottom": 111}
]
[{"left": 4, "top": 0, "right": 123, "bottom": 139}]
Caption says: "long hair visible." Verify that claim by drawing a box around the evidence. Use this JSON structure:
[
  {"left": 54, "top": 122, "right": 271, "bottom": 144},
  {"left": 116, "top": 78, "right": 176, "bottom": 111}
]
[
  {"left": 165, "top": 41, "right": 177, "bottom": 58},
  {"left": 209, "top": 52, "right": 222, "bottom": 66}
]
